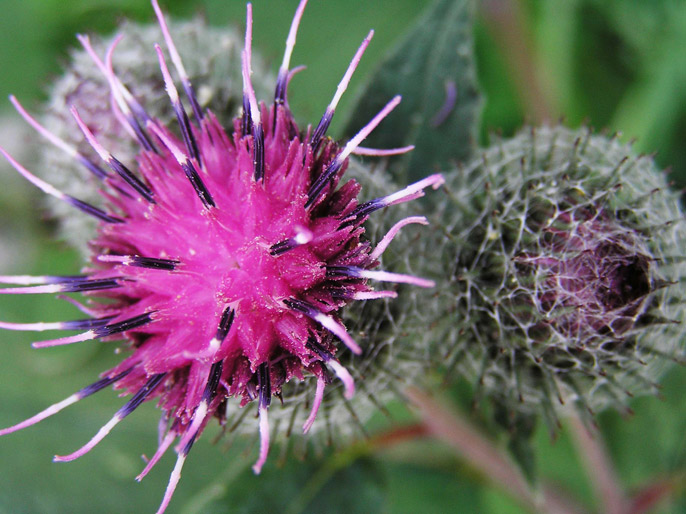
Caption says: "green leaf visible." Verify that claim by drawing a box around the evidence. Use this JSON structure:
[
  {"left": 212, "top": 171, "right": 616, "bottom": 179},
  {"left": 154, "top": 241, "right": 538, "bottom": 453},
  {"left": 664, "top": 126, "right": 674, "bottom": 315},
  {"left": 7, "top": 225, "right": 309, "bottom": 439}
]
[
  {"left": 205, "top": 452, "right": 387, "bottom": 514},
  {"left": 344, "top": 0, "right": 482, "bottom": 183},
  {"left": 598, "top": 365, "right": 686, "bottom": 495},
  {"left": 383, "top": 461, "right": 482, "bottom": 514}
]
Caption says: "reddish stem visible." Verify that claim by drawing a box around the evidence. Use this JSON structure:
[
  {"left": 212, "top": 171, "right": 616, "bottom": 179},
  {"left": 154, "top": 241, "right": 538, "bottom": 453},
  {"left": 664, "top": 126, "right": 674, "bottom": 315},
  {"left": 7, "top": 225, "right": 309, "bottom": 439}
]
[
  {"left": 568, "top": 413, "right": 629, "bottom": 514},
  {"left": 405, "top": 387, "right": 584, "bottom": 514}
]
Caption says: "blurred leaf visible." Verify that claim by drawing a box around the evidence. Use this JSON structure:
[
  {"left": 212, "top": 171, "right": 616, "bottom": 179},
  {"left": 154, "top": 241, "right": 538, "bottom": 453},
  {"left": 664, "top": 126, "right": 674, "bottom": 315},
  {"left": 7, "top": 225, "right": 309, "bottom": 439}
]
[
  {"left": 479, "top": 488, "right": 529, "bottom": 514},
  {"left": 606, "top": 3, "right": 686, "bottom": 186},
  {"left": 344, "top": 0, "right": 482, "bottom": 182},
  {"left": 598, "top": 365, "right": 686, "bottom": 510},
  {"left": 384, "top": 461, "right": 482, "bottom": 513},
  {"left": 303, "top": 458, "right": 386, "bottom": 514},
  {"left": 533, "top": 420, "right": 594, "bottom": 509},
  {"left": 533, "top": 0, "right": 580, "bottom": 119},
  {"left": 472, "top": 16, "right": 523, "bottom": 141},
  {"left": 585, "top": 0, "right": 681, "bottom": 55},
  {"left": 207, "top": 452, "right": 387, "bottom": 514}
]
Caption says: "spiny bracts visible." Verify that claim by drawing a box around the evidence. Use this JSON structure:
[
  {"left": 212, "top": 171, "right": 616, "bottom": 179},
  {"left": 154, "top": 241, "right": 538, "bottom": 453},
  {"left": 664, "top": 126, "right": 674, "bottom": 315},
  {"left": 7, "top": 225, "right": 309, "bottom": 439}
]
[
  {"left": 0, "top": 1, "right": 442, "bottom": 512},
  {"left": 414, "top": 125, "right": 686, "bottom": 428}
]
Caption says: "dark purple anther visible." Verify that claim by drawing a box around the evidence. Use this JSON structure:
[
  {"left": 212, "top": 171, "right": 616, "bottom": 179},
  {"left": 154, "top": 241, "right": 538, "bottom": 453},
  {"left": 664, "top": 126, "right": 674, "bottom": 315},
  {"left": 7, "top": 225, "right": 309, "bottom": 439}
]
[
  {"left": 77, "top": 155, "right": 109, "bottom": 180},
  {"left": 202, "top": 361, "right": 224, "bottom": 403},
  {"left": 305, "top": 159, "right": 344, "bottom": 208},
  {"left": 172, "top": 101, "right": 201, "bottom": 167},
  {"left": 64, "top": 196, "right": 125, "bottom": 224},
  {"left": 129, "top": 115, "right": 158, "bottom": 154},
  {"left": 274, "top": 70, "right": 288, "bottom": 107},
  {"left": 350, "top": 198, "right": 386, "bottom": 219},
  {"left": 79, "top": 367, "right": 134, "bottom": 397},
  {"left": 269, "top": 239, "right": 293, "bottom": 256},
  {"left": 180, "top": 160, "right": 216, "bottom": 209},
  {"left": 257, "top": 362, "right": 271, "bottom": 408},
  {"left": 215, "top": 307, "right": 235, "bottom": 342},
  {"left": 253, "top": 124, "right": 265, "bottom": 182},
  {"left": 119, "top": 373, "right": 166, "bottom": 417},
  {"left": 107, "top": 157, "right": 155, "bottom": 203},
  {"left": 62, "top": 316, "right": 117, "bottom": 331},
  {"left": 305, "top": 338, "right": 332, "bottom": 362},
  {"left": 182, "top": 81, "right": 204, "bottom": 125},
  {"left": 65, "top": 278, "right": 122, "bottom": 293},
  {"left": 129, "top": 256, "right": 178, "bottom": 271},
  {"left": 309, "top": 109, "right": 334, "bottom": 155},
  {"left": 283, "top": 297, "right": 315, "bottom": 316},
  {"left": 241, "top": 95, "right": 252, "bottom": 137},
  {"left": 328, "top": 287, "right": 355, "bottom": 299},
  {"left": 325, "top": 266, "right": 361, "bottom": 279},
  {"left": 339, "top": 198, "right": 386, "bottom": 229},
  {"left": 93, "top": 311, "right": 156, "bottom": 338}
]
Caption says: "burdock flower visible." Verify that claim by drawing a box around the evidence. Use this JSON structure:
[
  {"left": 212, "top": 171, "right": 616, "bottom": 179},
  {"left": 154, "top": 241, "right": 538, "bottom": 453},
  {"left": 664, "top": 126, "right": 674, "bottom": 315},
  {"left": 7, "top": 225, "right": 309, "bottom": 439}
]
[
  {"left": 412, "top": 125, "right": 686, "bottom": 427},
  {"left": 39, "top": 17, "right": 274, "bottom": 253},
  {"left": 0, "top": 1, "right": 442, "bottom": 512}
]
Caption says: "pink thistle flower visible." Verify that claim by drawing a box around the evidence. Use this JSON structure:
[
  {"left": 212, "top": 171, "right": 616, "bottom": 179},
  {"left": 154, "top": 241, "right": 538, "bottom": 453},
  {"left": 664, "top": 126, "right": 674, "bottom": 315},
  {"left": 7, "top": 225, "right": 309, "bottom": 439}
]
[{"left": 0, "top": 1, "right": 442, "bottom": 512}]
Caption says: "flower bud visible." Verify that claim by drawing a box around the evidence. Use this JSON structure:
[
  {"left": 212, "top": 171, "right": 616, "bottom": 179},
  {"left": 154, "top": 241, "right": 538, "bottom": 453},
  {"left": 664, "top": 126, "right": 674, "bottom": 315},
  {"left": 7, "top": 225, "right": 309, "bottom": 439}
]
[{"left": 415, "top": 125, "right": 686, "bottom": 425}]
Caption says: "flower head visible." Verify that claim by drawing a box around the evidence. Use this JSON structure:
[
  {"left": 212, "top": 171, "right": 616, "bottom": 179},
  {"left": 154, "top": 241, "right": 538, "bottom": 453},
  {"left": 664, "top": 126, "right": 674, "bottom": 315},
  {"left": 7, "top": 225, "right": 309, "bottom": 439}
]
[
  {"left": 410, "top": 125, "right": 686, "bottom": 427},
  {"left": 39, "top": 17, "right": 274, "bottom": 252},
  {"left": 0, "top": 1, "right": 442, "bottom": 512}
]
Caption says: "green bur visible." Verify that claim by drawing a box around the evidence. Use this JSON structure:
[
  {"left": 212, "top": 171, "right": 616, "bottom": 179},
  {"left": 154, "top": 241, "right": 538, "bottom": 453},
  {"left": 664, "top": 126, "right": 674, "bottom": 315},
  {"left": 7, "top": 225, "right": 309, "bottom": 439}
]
[{"left": 413, "top": 125, "right": 686, "bottom": 428}]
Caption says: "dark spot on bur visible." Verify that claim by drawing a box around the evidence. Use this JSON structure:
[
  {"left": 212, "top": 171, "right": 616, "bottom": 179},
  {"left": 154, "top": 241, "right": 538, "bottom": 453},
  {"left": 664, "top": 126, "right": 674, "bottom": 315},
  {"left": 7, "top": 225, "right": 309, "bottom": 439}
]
[
  {"left": 554, "top": 359, "right": 577, "bottom": 370},
  {"left": 597, "top": 254, "right": 651, "bottom": 309}
]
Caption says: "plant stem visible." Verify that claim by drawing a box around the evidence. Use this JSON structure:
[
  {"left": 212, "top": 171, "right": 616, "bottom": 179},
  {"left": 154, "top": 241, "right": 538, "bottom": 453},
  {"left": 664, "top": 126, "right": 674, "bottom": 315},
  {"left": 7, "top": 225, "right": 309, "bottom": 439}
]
[
  {"left": 568, "top": 413, "right": 628, "bottom": 514},
  {"left": 405, "top": 386, "right": 584, "bottom": 514}
]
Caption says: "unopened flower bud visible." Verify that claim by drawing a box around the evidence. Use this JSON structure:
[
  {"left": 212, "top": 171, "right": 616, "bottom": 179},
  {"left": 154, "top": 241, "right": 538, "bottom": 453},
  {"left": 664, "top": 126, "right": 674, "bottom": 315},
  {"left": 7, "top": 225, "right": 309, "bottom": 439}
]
[{"left": 414, "top": 125, "right": 686, "bottom": 425}]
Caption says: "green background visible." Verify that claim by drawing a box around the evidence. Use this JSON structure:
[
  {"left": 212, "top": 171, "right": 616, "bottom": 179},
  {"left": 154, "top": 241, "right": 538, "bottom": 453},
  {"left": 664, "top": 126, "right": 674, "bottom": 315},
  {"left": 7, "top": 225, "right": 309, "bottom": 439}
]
[{"left": 0, "top": 0, "right": 685, "bottom": 513}]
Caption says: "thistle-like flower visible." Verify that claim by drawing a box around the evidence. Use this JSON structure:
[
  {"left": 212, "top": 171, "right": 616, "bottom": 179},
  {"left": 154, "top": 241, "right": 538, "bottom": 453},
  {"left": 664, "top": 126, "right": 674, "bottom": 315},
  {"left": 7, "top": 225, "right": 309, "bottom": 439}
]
[
  {"left": 0, "top": 1, "right": 442, "bottom": 512},
  {"left": 413, "top": 125, "right": 686, "bottom": 427},
  {"left": 39, "top": 17, "right": 274, "bottom": 252}
]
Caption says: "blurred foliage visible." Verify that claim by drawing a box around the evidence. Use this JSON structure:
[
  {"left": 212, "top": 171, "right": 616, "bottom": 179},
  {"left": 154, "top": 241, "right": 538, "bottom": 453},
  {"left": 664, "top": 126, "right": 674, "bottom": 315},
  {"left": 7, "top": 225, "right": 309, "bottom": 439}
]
[
  {"left": 477, "top": 0, "right": 686, "bottom": 186},
  {"left": 345, "top": 0, "right": 482, "bottom": 183},
  {"left": 0, "top": 0, "right": 685, "bottom": 513}
]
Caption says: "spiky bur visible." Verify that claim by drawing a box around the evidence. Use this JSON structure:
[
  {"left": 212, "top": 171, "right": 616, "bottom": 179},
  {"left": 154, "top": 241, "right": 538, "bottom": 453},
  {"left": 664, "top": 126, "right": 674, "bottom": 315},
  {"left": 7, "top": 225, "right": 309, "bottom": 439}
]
[
  {"left": 409, "top": 125, "right": 686, "bottom": 429},
  {"left": 35, "top": 18, "right": 274, "bottom": 253},
  {"left": 0, "top": 1, "right": 442, "bottom": 512}
]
